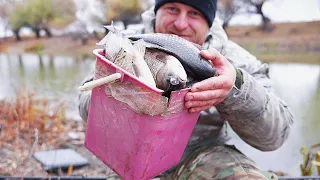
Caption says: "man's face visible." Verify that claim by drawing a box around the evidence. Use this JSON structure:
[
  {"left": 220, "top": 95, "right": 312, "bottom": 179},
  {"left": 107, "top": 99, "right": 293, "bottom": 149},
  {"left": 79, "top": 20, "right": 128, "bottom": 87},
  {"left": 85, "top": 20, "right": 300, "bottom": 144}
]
[{"left": 155, "top": 2, "right": 209, "bottom": 45}]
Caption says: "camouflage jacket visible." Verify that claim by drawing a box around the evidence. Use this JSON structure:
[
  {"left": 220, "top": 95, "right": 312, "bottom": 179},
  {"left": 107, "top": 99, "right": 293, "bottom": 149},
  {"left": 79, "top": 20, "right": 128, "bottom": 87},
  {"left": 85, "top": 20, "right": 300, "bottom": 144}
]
[{"left": 78, "top": 8, "right": 294, "bottom": 156}]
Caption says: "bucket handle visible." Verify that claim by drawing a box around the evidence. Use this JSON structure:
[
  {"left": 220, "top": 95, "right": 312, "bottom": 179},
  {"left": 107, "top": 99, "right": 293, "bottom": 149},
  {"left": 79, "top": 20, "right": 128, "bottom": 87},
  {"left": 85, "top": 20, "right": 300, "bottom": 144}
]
[{"left": 78, "top": 73, "right": 121, "bottom": 91}]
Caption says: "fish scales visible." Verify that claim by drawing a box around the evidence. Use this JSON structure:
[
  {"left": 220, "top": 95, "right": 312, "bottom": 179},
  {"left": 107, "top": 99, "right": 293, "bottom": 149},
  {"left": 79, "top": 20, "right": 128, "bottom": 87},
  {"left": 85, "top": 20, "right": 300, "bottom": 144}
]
[
  {"left": 113, "top": 48, "right": 136, "bottom": 76},
  {"left": 127, "top": 33, "right": 218, "bottom": 81},
  {"left": 144, "top": 48, "right": 167, "bottom": 79},
  {"left": 98, "top": 25, "right": 188, "bottom": 92},
  {"left": 143, "top": 48, "right": 187, "bottom": 91}
]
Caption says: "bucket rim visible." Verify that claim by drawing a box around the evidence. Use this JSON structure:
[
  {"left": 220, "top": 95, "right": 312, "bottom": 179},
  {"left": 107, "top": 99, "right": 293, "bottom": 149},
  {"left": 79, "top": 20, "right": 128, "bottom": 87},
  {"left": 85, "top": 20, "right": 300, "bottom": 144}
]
[{"left": 92, "top": 49, "right": 164, "bottom": 94}]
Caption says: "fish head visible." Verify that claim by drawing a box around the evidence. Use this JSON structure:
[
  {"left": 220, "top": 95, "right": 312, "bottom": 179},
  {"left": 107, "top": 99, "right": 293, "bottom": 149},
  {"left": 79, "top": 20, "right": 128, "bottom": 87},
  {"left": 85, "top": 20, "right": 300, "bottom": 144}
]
[
  {"left": 160, "top": 71, "right": 187, "bottom": 97},
  {"left": 157, "top": 56, "right": 187, "bottom": 92},
  {"left": 97, "top": 24, "right": 137, "bottom": 62},
  {"left": 167, "top": 73, "right": 187, "bottom": 90}
]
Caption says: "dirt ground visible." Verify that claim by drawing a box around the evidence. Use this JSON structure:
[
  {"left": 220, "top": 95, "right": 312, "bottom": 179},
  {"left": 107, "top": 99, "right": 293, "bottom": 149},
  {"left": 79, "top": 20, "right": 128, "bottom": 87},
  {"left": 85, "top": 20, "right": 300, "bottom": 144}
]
[{"left": 0, "top": 118, "right": 117, "bottom": 177}]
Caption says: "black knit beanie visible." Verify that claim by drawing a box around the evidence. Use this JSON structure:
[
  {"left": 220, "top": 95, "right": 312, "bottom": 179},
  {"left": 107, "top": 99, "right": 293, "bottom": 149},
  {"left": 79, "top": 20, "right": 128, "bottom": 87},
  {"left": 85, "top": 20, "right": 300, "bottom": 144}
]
[{"left": 154, "top": 0, "right": 217, "bottom": 27}]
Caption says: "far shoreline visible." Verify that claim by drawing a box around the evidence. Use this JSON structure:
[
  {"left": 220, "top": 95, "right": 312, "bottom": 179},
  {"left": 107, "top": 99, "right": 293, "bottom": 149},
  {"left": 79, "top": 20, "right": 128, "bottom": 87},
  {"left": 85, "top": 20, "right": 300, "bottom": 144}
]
[{"left": 1, "top": 21, "right": 319, "bottom": 64}]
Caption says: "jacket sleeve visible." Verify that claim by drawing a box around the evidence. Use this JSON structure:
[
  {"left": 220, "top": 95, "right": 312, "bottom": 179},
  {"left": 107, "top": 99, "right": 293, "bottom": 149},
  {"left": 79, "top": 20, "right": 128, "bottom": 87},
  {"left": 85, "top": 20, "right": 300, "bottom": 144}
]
[
  {"left": 78, "top": 70, "right": 94, "bottom": 122},
  {"left": 215, "top": 40, "right": 294, "bottom": 151}
]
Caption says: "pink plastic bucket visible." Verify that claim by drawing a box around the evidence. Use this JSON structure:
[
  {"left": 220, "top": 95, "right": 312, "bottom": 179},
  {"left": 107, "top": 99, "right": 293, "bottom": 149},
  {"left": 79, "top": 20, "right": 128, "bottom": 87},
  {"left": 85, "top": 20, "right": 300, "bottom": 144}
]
[{"left": 85, "top": 49, "right": 200, "bottom": 180}]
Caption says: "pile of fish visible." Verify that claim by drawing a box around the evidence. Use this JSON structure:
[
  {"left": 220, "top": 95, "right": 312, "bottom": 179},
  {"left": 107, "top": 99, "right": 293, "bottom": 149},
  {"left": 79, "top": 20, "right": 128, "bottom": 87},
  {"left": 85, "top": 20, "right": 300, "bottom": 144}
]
[{"left": 97, "top": 25, "right": 218, "bottom": 95}]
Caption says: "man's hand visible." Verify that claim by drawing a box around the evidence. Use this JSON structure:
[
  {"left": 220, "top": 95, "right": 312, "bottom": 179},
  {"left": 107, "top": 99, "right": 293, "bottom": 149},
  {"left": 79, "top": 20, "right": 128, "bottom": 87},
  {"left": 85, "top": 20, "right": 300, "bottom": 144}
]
[{"left": 185, "top": 48, "right": 237, "bottom": 113}]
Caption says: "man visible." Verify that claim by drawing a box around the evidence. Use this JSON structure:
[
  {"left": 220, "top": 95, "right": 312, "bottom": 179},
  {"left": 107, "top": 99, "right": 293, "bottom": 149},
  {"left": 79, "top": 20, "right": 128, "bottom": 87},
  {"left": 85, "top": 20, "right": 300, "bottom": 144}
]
[{"left": 79, "top": 0, "right": 294, "bottom": 179}]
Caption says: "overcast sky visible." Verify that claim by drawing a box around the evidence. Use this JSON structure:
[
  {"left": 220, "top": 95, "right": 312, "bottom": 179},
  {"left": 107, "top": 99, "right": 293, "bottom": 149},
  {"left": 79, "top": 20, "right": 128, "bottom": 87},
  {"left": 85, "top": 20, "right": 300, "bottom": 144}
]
[{"left": 229, "top": 0, "right": 320, "bottom": 25}]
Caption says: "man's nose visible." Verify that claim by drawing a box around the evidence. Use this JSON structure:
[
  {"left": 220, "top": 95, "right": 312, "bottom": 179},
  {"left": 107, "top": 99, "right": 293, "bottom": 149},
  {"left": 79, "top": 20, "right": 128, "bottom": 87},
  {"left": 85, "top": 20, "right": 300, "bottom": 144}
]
[{"left": 174, "top": 14, "right": 188, "bottom": 30}]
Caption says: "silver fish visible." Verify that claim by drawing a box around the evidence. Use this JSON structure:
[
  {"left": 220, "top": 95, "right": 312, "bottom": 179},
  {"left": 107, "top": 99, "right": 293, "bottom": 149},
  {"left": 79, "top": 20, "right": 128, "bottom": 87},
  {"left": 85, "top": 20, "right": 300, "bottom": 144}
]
[
  {"left": 142, "top": 48, "right": 187, "bottom": 92},
  {"left": 130, "top": 40, "right": 157, "bottom": 88},
  {"left": 97, "top": 26, "right": 157, "bottom": 88},
  {"left": 127, "top": 33, "right": 218, "bottom": 81}
]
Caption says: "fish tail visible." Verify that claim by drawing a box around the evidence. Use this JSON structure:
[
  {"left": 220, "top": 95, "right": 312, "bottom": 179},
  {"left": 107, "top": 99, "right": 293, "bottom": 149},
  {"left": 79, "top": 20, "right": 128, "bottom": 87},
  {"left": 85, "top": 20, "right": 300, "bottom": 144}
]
[
  {"left": 103, "top": 21, "right": 116, "bottom": 32},
  {"left": 103, "top": 22, "right": 123, "bottom": 36},
  {"left": 97, "top": 22, "right": 122, "bottom": 46},
  {"left": 120, "top": 38, "right": 135, "bottom": 54},
  {"left": 96, "top": 32, "right": 111, "bottom": 46}
]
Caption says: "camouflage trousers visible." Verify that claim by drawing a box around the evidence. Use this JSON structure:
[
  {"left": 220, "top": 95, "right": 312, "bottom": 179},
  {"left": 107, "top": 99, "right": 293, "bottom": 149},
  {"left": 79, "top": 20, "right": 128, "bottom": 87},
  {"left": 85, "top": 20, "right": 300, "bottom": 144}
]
[{"left": 108, "top": 144, "right": 277, "bottom": 180}]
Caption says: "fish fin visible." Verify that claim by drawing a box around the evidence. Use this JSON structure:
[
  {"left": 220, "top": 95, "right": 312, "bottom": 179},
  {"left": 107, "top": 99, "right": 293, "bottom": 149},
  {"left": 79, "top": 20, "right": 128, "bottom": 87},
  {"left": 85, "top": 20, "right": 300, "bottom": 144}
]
[
  {"left": 131, "top": 40, "right": 147, "bottom": 76},
  {"left": 104, "top": 22, "right": 123, "bottom": 36},
  {"left": 132, "top": 39, "right": 146, "bottom": 57},
  {"left": 96, "top": 32, "right": 111, "bottom": 46},
  {"left": 120, "top": 38, "right": 135, "bottom": 54},
  {"left": 132, "top": 40, "right": 157, "bottom": 88},
  {"left": 96, "top": 22, "right": 119, "bottom": 46},
  {"left": 103, "top": 21, "right": 116, "bottom": 32}
]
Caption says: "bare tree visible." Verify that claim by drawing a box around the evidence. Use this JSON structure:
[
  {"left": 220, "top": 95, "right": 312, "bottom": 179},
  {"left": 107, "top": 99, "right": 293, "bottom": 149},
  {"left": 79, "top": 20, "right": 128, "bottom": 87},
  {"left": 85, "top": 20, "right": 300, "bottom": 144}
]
[
  {"left": 218, "top": 0, "right": 277, "bottom": 32},
  {"left": 0, "top": 2, "right": 9, "bottom": 40},
  {"left": 104, "top": 0, "right": 151, "bottom": 29},
  {"left": 241, "top": 0, "right": 275, "bottom": 32},
  {"left": 0, "top": 0, "right": 22, "bottom": 40},
  {"left": 217, "top": 0, "right": 242, "bottom": 29}
]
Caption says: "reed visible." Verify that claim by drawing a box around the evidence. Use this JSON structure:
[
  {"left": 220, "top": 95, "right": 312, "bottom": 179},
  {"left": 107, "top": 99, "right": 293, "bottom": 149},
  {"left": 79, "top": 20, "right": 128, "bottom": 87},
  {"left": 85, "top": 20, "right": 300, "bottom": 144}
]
[
  {"left": 300, "top": 146, "right": 314, "bottom": 176},
  {"left": 316, "top": 152, "right": 320, "bottom": 175},
  {"left": 300, "top": 144, "right": 320, "bottom": 176}
]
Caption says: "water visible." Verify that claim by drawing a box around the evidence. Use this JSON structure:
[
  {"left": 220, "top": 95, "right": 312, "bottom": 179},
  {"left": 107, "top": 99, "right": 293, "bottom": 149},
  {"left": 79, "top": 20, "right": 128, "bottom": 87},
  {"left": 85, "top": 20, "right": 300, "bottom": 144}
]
[
  {"left": 0, "top": 53, "right": 95, "bottom": 120},
  {"left": 227, "top": 63, "right": 320, "bottom": 176},
  {"left": 0, "top": 53, "right": 319, "bottom": 175}
]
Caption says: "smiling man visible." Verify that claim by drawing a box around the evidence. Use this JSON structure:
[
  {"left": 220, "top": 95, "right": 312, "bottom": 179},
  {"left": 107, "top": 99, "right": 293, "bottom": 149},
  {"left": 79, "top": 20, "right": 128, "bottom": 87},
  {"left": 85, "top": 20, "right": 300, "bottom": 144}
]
[
  {"left": 79, "top": 0, "right": 294, "bottom": 179},
  {"left": 154, "top": 2, "right": 210, "bottom": 44}
]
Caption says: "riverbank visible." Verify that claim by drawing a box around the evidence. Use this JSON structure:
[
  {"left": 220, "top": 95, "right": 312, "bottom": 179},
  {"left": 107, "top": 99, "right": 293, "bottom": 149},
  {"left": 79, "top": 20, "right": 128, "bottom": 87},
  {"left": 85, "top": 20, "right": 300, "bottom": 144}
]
[
  {"left": 228, "top": 21, "right": 320, "bottom": 64},
  {"left": 1, "top": 21, "right": 319, "bottom": 64},
  {"left": 1, "top": 21, "right": 319, "bottom": 178}
]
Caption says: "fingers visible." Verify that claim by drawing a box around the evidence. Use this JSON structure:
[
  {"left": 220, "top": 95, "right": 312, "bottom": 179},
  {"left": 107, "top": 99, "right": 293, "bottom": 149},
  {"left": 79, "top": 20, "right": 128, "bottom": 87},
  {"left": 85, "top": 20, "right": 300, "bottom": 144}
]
[
  {"left": 190, "top": 76, "right": 233, "bottom": 92},
  {"left": 185, "top": 98, "right": 224, "bottom": 109},
  {"left": 200, "top": 49, "right": 224, "bottom": 66},
  {"left": 184, "top": 48, "right": 236, "bottom": 113},
  {"left": 185, "top": 89, "right": 228, "bottom": 113},
  {"left": 188, "top": 105, "right": 213, "bottom": 113},
  {"left": 185, "top": 89, "right": 227, "bottom": 101}
]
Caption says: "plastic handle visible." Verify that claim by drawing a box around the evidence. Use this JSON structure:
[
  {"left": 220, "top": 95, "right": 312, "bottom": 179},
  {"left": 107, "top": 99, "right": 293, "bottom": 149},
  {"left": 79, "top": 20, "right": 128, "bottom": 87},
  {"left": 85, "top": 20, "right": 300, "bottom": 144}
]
[{"left": 78, "top": 73, "right": 122, "bottom": 91}]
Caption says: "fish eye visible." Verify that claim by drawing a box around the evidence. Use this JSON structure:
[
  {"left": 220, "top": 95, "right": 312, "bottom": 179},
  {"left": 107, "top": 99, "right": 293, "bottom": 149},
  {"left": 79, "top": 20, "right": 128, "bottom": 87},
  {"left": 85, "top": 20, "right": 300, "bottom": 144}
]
[{"left": 169, "top": 77, "right": 179, "bottom": 85}]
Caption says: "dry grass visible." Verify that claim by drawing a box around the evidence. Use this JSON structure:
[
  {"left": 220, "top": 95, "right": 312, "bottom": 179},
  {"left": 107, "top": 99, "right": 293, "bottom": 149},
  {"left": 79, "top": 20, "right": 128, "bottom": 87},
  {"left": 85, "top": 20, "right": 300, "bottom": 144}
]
[
  {"left": 300, "top": 144, "right": 320, "bottom": 176},
  {"left": 0, "top": 89, "right": 113, "bottom": 177},
  {"left": 226, "top": 21, "right": 320, "bottom": 64},
  {"left": 24, "top": 43, "right": 45, "bottom": 53},
  {"left": 226, "top": 21, "right": 320, "bottom": 41},
  {"left": 0, "top": 90, "right": 66, "bottom": 143},
  {"left": 0, "top": 90, "right": 69, "bottom": 176},
  {"left": 252, "top": 53, "right": 320, "bottom": 64},
  {"left": 0, "top": 44, "right": 8, "bottom": 51}
]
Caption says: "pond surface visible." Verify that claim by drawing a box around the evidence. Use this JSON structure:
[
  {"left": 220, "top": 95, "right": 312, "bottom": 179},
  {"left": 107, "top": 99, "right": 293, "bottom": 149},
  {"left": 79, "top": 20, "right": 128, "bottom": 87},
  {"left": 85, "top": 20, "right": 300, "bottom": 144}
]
[
  {"left": 0, "top": 53, "right": 95, "bottom": 120},
  {"left": 0, "top": 53, "right": 319, "bottom": 176},
  {"left": 228, "top": 63, "right": 320, "bottom": 176}
]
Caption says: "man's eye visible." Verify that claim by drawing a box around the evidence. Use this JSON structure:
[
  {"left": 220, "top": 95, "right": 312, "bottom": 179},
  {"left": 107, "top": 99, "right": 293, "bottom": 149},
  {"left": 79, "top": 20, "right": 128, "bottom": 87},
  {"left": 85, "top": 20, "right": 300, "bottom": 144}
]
[
  {"left": 167, "top": 7, "right": 177, "bottom": 12},
  {"left": 190, "top": 11, "right": 200, "bottom": 16}
]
